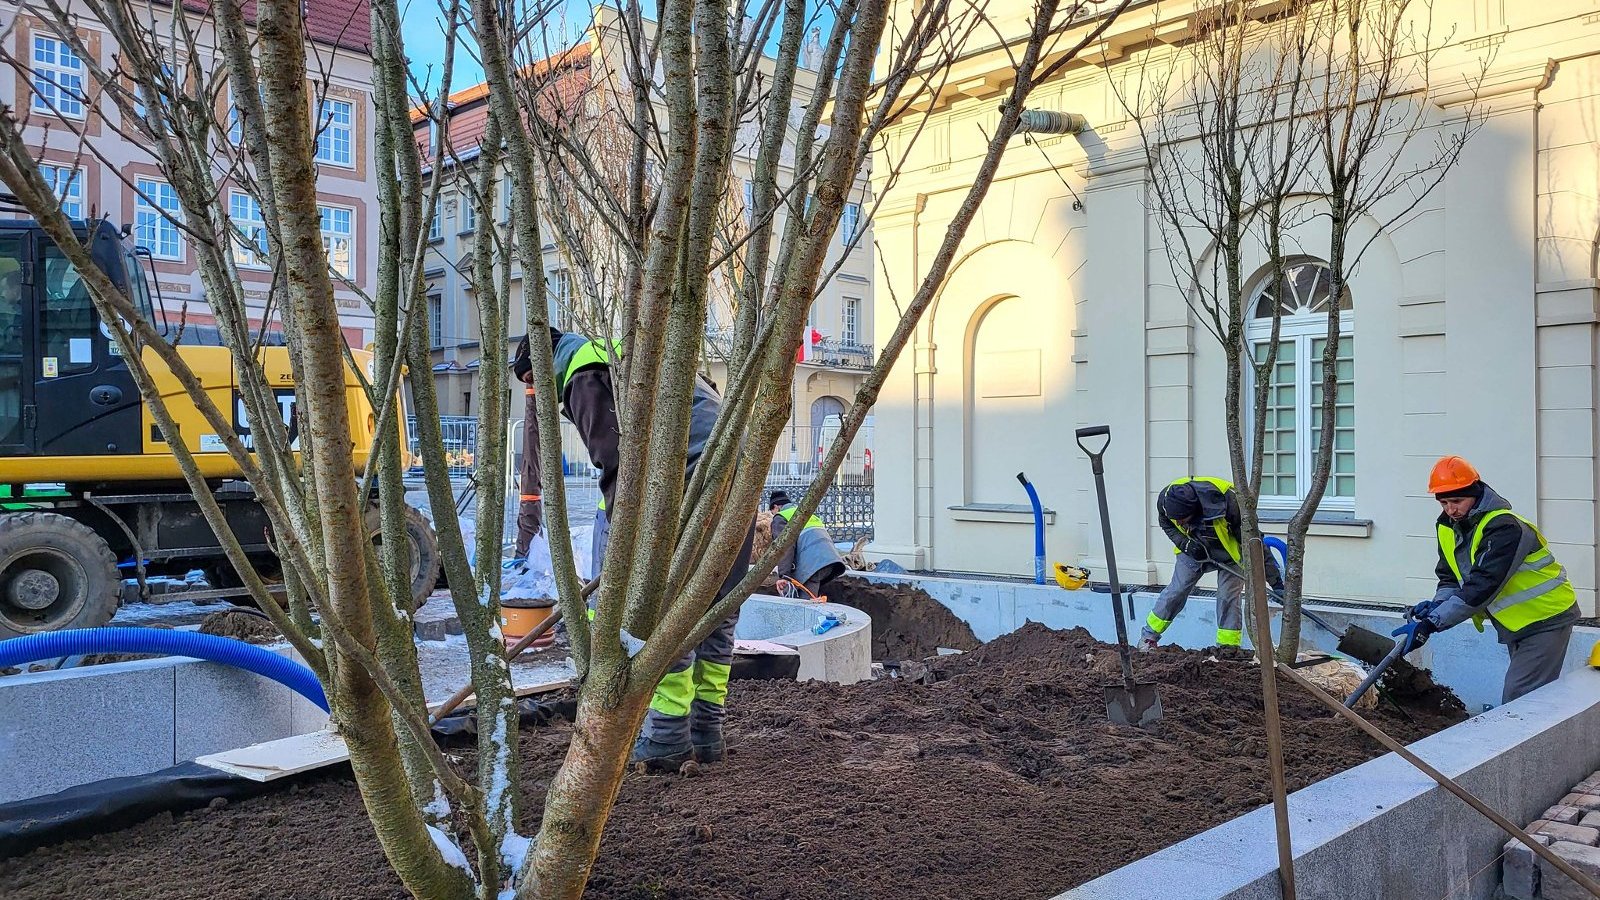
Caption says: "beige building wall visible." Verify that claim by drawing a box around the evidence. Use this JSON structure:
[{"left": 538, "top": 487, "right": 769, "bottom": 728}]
[
  {"left": 870, "top": 0, "right": 1600, "bottom": 614},
  {"left": 0, "top": 1, "right": 382, "bottom": 344}
]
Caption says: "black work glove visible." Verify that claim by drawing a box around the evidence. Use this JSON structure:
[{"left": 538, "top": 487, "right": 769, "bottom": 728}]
[{"left": 1182, "top": 539, "right": 1209, "bottom": 561}]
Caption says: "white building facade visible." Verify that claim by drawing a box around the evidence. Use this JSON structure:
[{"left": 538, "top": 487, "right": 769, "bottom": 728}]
[{"left": 869, "top": 0, "right": 1600, "bottom": 614}]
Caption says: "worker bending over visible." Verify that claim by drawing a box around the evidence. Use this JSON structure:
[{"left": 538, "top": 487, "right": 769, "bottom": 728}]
[
  {"left": 1395, "top": 457, "right": 1577, "bottom": 704},
  {"left": 1140, "top": 476, "right": 1281, "bottom": 652},
  {"left": 548, "top": 327, "right": 753, "bottom": 771},
  {"left": 767, "top": 490, "right": 846, "bottom": 596}
]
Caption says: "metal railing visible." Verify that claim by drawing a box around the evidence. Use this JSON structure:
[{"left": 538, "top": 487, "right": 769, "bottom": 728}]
[
  {"left": 702, "top": 327, "right": 874, "bottom": 371},
  {"left": 406, "top": 415, "right": 480, "bottom": 479}
]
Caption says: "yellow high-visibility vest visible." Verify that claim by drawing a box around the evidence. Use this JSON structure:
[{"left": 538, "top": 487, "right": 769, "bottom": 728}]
[{"left": 1438, "top": 510, "right": 1575, "bottom": 633}]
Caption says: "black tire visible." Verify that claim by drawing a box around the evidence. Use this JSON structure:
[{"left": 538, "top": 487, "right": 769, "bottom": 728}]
[
  {"left": 366, "top": 504, "right": 441, "bottom": 613},
  {"left": 0, "top": 511, "right": 120, "bottom": 638}
]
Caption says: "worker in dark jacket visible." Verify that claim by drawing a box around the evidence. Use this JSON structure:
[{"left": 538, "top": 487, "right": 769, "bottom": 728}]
[
  {"left": 1140, "top": 476, "right": 1281, "bottom": 651},
  {"left": 768, "top": 491, "right": 846, "bottom": 596},
  {"left": 510, "top": 335, "right": 543, "bottom": 558},
  {"left": 1398, "top": 456, "right": 1578, "bottom": 703},
  {"left": 548, "top": 328, "right": 753, "bottom": 771}
]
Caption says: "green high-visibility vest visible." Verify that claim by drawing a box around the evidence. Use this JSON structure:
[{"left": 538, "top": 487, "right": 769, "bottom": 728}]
[
  {"left": 774, "top": 506, "right": 825, "bottom": 531},
  {"left": 1438, "top": 509, "right": 1575, "bottom": 633},
  {"left": 1166, "top": 476, "right": 1242, "bottom": 565},
  {"left": 555, "top": 338, "right": 624, "bottom": 398}
]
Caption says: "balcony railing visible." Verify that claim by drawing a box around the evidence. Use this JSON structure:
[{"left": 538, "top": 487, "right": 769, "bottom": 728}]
[{"left": 703, "top": 328, "right": 873, "bottom": 371}]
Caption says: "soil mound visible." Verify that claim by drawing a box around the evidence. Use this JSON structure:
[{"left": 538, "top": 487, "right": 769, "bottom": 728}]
[
  {"left": 198, "top": 610, "right": 282, "bottom": 644},
  {"left": 822, "top": 575, "right": 980, "bottom": 661},
  {"left": 0, "top": 623, "right": 1465, "bottom": 900}
]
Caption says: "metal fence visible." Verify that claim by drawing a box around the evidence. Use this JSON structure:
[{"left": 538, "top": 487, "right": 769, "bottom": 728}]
[{"left": 406, "top": 416, "right": 480, "bottom": 479}]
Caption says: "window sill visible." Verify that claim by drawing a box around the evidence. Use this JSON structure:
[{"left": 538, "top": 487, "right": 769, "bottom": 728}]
[
  {"left": 1257, "top": 514, "right": 1372, "bottom": 538},
  {"left": 948, "top": 503, "right": 1056, "bottom": 525}
]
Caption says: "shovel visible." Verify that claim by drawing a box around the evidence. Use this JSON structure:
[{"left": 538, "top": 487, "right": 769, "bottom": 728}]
[{"left": 1076, "top": 425, "right": 1163, "bottom": 728}]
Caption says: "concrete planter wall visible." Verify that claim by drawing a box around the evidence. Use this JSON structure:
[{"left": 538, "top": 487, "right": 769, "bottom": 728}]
[
  {"left": 0, "top": 645, "right": 326, "bottom": 805},
  {"left": 862, "top": 572, "right": 1600, "bottom": 713},
  {"left": 1056, "top": 666, "right": 1600, "bottom": 900},
  {"left": 736, "top": 594, "right": 872, "bottom": 684}
]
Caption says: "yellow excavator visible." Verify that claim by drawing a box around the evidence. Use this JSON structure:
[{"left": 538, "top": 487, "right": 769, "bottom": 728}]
[{"left": 0, "top": 213, "right": 438, "bottom": 638}]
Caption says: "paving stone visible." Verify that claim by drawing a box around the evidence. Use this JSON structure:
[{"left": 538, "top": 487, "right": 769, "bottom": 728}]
[
  {"left": 1541, "top": 823, "right": 1600, "bottom": 846},
  {"left": 1564, "top": 793, "right": 1600, "bottom": 811},
  {"left": 1545, "top": 805, "right": 1585, "bottom": 825},
  {"left": 1503, "top": 835, "right": 1550, "bottom": 900},
  {"left": 1538, "top": 841, "right": 1600, "bottom": 900},
  {"left": 1583, "top": 812, "right": 1600, "bottom": 829}
]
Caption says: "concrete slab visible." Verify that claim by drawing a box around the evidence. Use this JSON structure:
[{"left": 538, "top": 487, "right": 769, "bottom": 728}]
[
  {"left": 175, "top": 660, "right": 295, "bottom": 761},
  {"left": 0, "top": 660, "right": 176, "bottom": 804},
  {"left": 194, "top": 729, "right": 350, "bottom": 782}
]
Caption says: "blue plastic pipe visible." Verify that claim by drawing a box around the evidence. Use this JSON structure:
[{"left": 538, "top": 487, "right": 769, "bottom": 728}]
[
  {"left": 1016, "top": 472, "right": 1046, "bottom": 585},
  {"left": 1263, "top": 535, "right": 1289, "bottom": 577},
  {"left": 0, "top": 627, "right": 329, "bottom": 712}
]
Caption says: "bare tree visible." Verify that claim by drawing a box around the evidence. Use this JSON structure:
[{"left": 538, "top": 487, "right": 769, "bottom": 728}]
[{"left": 1121, "top": 0, "right": 1483, "bottom": 661}]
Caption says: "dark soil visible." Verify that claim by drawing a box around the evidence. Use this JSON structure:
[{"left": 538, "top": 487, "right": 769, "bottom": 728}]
[
  {"left": 197, "top": 609, "right": 282, "bottom": 644},
  {"left": 0, "top": 623, "right": 1465, "bottom": 900},
  {"left": 823, "top": 575, "right": 981, "bottom": 661}
]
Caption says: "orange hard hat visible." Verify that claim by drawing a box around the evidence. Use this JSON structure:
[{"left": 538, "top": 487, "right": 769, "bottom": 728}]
[{"left": 1428, "top": 456, "right": 1481, "bottom": 495}]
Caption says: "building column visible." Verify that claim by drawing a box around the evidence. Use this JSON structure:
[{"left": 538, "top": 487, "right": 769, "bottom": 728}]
[
  {"left": 1078, "top": 146, "right": 1157, "bottom": 582},
  {"left": 867, "top": 194, "right": 929, "bottom": 568}
]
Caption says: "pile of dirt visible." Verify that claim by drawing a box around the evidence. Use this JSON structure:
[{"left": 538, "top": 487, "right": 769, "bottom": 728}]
[
  {"left": 197, "top": 609, "right": 282, "bottom": 644},
  {"left": 822, "top": 575, "right": 981, "bottom": 661},
  {"left": 0, "top": 623, "right": 1465, "bottom": 900}
]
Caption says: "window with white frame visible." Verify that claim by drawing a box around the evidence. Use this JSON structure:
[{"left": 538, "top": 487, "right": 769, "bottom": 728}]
[
  {"left": 133, "top": 62, "right": 177, "bottom": 130},
  {"left": 428, "top": 294, "right": 444, "bottom": 348},
  {"left": 549, "top": 268, "right": 572, "bottom": 329},
  {"left": 742, "top": 179, "right": 754, "bottom": 224},
  {"left": 315, "top": 98, "right": 354, "bottom": 166},
  {"left": 229, "top": 191, "right": 269, "bottom": 268},
  {"left": 134, "top": 178, "right": 182, "bottom": 260},
  {"left": 41, "top": 165, "right": 83, "bottom": 219},
  {"left": 1246, "top": 259, "right": 1355, "bottom": 509},
  {"left": 459, "top": 190, "right": 476, "bottom": 233},
  {"left": 840, "top": 202, "right": 860, "bottom": 246},
  {"left": 501, "top": 178, "right": 512, "bottom": 223},
  {"left": 429, "top": 204, "right": 443, "bottom": 241},
  {"left": 319, "top": 205, "right": 354, "bottom": 278},
  {"left": 842, "top": 296, "right": 860, "bottom": 346},
  {"left": 31, "top": 35, "right": 84, "bottom": 118}
]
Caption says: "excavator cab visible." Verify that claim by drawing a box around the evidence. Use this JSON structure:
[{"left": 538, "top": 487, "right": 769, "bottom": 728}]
[{"left": 0, "top": 218, "right": 157, "bottom": 462}]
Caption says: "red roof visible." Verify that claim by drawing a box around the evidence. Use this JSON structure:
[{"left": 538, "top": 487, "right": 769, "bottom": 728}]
[
  {"left": 179, "top": 0, "right": 370, "bottom": 54},
  {"left": 413, "top": 42, "right": 592, "bottom": 163}
]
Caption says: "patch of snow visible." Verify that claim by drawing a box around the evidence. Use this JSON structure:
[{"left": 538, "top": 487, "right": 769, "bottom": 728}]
[
  {"left": 500, "top": 829, "right": 533, "bottom": 873},
  {"left": 426, "top": 824, "right": 473, "bottom": 874},
  {"left": 423, "top": 780, "right": 452, "bottom": 822}
]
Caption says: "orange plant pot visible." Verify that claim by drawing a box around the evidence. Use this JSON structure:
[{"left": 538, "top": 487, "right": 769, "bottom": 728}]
[{"left": 501, "top": 599, "right": 557, "bottom": 652}]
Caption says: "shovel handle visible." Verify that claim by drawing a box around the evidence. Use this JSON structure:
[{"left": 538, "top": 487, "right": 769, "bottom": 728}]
[
  {"left": 1075, "top": 425, "right": 1111, "bottom": 460},
  {"left": 1344, "top": 637, "right": 1408, "bottom": 709}
]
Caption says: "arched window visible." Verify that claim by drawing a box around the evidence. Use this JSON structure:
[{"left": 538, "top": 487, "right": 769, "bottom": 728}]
[{"left": 1246, "top": 260, "right": 1355, "bottom": 509}]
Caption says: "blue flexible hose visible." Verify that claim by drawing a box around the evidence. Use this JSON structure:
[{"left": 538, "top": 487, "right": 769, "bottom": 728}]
[
  {"left": 1263, "top": 535, "right": 1289, "bottom": 576},
  {"left": 0, "top": 627, "right": 329, "bottom": 712},
  {"left": 1016, "top": 472, "right": 1046, "bottom": 585}
]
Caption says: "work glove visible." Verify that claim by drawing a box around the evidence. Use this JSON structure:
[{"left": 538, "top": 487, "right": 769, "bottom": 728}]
[
  {"left": 1392, "top": 617, "right": 1436, "bottom": 653},
  {"left": 1182, "top": 539, "right": 1209, "bottom": 561},
  {"left": 1404, "top": 599, "right": 1439, "bottom": 621}
]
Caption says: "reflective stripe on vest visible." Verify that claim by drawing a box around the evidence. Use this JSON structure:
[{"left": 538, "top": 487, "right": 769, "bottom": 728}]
[
  {"left": 1166, "top": 476, "right": 1242, "bottom": 565},
  {"left": 774, "top": 506, "right": 825, "bottom": 531},
  {"left": 556, "top": 338, "right": 624, "bottom": 398},
  {"left": 1437, "top": 509, "right": 1575, "bottom": 633}
]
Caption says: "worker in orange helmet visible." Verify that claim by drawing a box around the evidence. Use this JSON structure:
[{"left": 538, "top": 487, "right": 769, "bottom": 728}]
[{"left": 1400, "top": 456, "right": 1580, "bottom": 703}]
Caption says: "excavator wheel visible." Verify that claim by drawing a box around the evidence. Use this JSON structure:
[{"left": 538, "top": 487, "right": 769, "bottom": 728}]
[
  {"left": 0, "top": 511, "right": 120, "bottom": 639},
  {"left": 366, "top": 504, "right": 441, "bottom": 614}
]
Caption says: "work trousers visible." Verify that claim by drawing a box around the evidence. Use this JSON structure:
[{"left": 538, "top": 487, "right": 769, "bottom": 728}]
[
  {"left": 1503, "top": 624, "right": 1573, "bottom": 704},
  {"left": 1142, "top": 552, "right": 1245, "bottom": 647},
  {"left": 592, "top": 504, "right": 756, "bottom": 746},
  {"left": 642, "top": 522, "right": 754, "bottom": 745},
  {"left": 514, "top": 386, "right": 543, "bottom": 558}
]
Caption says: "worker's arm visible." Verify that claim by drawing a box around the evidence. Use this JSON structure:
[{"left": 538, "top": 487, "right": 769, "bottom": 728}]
[
  {"left": 1429, "top": 515, "right": 1533, "bottom": 628},
  {"left": 564, "top": 367, "right": 621, "bottom": 514},
  {"left": 1155, "top": 488, "right": 1186, "bottom": 549},
  {"left": 771, "top": 514, "right": 796, "bottom": 578},
  {"left": 1224, "top": 489, "right": 1241, "bottom": 534}
]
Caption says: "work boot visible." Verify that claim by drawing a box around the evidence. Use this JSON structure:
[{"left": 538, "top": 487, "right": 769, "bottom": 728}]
[
  {"left": 690, "top": 724, "right": 725, "bottom": 763},
  {"left": 629, "top": 735, "right": 694, "bottom": 773},
  {"left": 1138, "top": 634, "right": 1159, "bottom": 653}
]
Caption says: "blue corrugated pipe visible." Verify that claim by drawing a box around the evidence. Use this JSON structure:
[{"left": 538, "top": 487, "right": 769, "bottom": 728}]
[
  {"left": 0, "top": 627, "right": 329, "bottom": 712},
  {"left": 1016, "top": 472, "right": 1046, "bottom": 585},
  {"left": 1263, "top": 535, "right": 1289, "bottom": 576}
]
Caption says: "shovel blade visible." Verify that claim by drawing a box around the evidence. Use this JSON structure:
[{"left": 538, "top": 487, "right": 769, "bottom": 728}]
[{"left": 1105, "top": 683, "right": 1163, "bottom": 727}]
